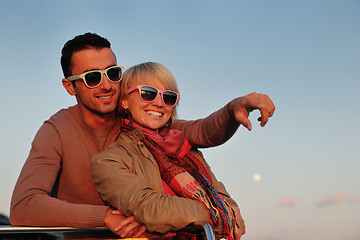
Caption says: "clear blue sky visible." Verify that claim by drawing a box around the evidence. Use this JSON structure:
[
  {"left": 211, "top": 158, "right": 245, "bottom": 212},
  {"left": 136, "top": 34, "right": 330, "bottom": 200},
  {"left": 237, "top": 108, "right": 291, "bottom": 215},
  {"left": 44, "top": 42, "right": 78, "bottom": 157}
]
[{"left": 0, "top": 1, "right": 359, "bottom": 240}]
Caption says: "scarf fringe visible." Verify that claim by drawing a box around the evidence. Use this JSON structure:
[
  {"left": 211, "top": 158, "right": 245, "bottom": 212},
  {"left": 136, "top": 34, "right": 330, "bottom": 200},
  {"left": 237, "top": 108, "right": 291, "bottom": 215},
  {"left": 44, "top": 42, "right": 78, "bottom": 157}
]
[
  {"left": 193, "top": 187, "right": 219, "bottom": 223},
  {"left": 191, "top": 171, "right": 233, "bottom": 240}
]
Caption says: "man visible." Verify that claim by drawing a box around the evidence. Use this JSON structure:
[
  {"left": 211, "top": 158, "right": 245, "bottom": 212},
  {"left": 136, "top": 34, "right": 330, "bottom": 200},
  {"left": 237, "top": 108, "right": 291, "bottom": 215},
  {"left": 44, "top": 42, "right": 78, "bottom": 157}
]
[{"left": 10, "top": 33, "right": 275, "bottom": 239}]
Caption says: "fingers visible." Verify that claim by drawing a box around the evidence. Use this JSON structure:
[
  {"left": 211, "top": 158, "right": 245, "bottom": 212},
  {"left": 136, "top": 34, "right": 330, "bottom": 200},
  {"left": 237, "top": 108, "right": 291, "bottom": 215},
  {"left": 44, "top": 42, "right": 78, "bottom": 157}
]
[
  {"left": 120, "top": 223, "right": 147, "bottom": 238},
  {"left": 104, "top": 208, "right": 147, "bottom": 238},
  {"left": 133, "top": 225, "right": 147, "bottom": 238},
  {"left": 232, "top": 206, "right": 246, "bottom": 239},
  {"left": 235, "top": 113, "right": 252, "bottom": 131},
  {"left": 233, "top": 92, "right": 275, "bottom": 129},
  {"left": 111, "top": 209, "right": 123, "bottom": 215},
  {"left": 234, "top": 226, "right": 241, "bottom": 240},
  {"left": 257, "top": 94, "right": 275, "bottom": 127},
  {"left": 118, "top": 220, "right": 141, "bottom": 238},
  {"left": 113, "top": 215, "right": 146, "bottom": 238},
  {"left": 114, "top": 216, "right": 135, "bottom": 232}
]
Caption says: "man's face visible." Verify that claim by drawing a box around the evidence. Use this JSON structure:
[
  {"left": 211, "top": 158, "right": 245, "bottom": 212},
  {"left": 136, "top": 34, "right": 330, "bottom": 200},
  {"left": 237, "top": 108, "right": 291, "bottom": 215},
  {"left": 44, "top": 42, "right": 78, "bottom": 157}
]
[{"left": 69, "top": 47, "right": 121, "bottom": 118}]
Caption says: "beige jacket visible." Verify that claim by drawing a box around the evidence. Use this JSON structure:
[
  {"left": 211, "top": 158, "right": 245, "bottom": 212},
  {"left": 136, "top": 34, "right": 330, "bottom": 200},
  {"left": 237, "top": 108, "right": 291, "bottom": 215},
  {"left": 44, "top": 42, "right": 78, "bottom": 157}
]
[{"left": 91, "top": 127, "right": 237, "bottom": 234}]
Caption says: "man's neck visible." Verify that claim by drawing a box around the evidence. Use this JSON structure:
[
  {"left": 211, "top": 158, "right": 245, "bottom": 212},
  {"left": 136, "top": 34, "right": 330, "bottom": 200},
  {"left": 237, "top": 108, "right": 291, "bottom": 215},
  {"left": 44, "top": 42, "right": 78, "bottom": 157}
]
[{"left": 79, "top": 107, "right": 119, "bottom": 128}]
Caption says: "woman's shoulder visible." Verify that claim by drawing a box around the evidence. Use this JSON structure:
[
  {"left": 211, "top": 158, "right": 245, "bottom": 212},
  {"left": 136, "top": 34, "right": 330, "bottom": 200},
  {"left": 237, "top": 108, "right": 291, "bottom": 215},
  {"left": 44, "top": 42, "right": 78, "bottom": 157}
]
[
  {"left": 100, "top": 127, "right": 146, "bottom": 158},
  {"left": 115, "top": 127, "right": 144, "bottom": 145},
  {"left": 91, "top": 128, "right": 150, "bottom": 169}
]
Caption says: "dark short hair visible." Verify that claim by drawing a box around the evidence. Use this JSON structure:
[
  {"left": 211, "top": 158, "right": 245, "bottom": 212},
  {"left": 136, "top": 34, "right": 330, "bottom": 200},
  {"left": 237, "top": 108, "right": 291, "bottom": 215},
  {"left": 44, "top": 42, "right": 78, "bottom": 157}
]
[{"left": 61, "top": 32, "right": 111, "bottom": 78}]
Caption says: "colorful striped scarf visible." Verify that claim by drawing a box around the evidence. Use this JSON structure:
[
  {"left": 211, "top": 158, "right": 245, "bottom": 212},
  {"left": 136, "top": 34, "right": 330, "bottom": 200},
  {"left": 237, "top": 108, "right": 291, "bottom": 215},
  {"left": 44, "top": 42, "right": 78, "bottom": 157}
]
[{"left": 121, "top": 121, "right": 233, "bottom": 239}]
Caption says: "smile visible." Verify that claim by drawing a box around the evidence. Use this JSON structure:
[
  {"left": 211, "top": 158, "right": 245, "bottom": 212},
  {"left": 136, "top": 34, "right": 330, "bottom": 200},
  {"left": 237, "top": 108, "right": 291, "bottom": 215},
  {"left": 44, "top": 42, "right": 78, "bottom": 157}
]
[
  {"left": 146, "top": 110, "right": 162, "bottom": 117},
  {"left": 97, "top": 93, "right": 114, "bottom": 99}
]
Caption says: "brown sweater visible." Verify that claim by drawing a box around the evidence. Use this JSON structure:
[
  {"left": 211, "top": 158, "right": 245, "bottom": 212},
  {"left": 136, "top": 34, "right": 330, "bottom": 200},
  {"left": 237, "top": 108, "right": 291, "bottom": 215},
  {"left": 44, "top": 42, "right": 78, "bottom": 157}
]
[{"left": 10, "top": 104, "right": 239, "bottom": 227}]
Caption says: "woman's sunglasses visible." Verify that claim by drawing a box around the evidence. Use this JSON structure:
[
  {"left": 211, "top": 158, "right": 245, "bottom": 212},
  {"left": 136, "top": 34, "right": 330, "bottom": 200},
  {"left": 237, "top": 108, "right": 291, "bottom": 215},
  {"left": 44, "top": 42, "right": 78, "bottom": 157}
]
[
  {"left": 127, "top": 85, "right": 180, "bottom": 108},
  {"left": 67, "top": 66, "right": 124, "bottom": 88}
]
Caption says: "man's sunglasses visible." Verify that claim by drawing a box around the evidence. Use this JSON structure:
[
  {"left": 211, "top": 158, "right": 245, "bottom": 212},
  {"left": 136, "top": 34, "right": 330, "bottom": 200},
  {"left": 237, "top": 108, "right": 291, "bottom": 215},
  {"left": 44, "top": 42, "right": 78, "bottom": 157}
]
[
  {"left": 67, "top": 66, "right": 124, "bottom": 88},
  {"left": 127, "top": 85, "right": 180, "bottom": 108}
]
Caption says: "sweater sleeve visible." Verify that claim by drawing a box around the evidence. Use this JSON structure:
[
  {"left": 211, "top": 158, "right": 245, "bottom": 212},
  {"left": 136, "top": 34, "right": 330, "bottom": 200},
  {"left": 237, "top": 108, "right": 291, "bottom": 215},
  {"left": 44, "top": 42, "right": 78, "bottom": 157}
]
[
  {"left": 10, "top": 122, "right": 108, "bottom": 228},
  {"left": 91, "top": 145, "right": 210, "bottom": 234},
  {"left": 172, "top": 103, "right": 240, "bottom": 148}
]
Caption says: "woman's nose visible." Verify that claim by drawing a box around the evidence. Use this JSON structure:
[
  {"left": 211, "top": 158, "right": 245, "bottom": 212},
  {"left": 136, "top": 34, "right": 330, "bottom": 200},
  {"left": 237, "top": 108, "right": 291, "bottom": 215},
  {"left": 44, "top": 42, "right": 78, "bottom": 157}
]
[{"left": 152, "top": 93, "right": 163, "bottom": 107}]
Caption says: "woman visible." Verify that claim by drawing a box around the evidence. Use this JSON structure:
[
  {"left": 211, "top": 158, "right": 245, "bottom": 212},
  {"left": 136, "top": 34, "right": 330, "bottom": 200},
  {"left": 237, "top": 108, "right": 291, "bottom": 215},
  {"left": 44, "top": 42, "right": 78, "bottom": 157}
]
[{"left": 91, "top": 62, "right": 241, "bottom": 239}]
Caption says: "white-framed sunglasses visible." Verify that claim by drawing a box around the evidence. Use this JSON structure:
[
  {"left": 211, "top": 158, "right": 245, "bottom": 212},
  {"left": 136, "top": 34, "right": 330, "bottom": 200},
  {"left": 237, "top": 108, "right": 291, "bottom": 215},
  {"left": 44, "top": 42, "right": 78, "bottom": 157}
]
[{"left": 67, "top": 66, "right": 124, "bottom": 88}]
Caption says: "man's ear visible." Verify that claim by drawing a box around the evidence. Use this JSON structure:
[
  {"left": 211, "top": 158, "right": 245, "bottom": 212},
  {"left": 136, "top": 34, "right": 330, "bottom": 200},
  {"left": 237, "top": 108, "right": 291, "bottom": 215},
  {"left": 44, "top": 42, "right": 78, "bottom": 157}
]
[
  {"left": 62, "top": 78, "right": 76, "bottom": 96},
  {"left": 121, "top": 97, "right": 128, "bottom": 110}
]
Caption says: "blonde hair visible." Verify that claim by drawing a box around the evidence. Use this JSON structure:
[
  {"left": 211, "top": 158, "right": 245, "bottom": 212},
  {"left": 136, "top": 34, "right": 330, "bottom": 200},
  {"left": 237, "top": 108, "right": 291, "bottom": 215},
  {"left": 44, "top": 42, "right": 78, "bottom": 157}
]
[{"left": 120, "top": 62, "right": 179, "bottom": 118}]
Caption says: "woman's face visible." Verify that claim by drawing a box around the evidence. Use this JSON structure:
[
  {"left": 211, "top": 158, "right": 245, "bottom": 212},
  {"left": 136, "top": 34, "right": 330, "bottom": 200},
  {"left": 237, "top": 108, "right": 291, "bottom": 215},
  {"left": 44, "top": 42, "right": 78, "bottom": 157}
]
[{"left": 122, "top": 78, "right": 174, "bottom": 130}]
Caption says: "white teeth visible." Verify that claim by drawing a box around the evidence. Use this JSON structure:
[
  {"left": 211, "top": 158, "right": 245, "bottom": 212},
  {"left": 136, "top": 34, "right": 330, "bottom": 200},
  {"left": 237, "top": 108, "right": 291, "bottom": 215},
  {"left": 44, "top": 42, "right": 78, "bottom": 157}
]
[
  {"left": 147, "top": 111, "right": 162, "bottom": 117},
  {"left": 98, "top": 95, "right": 112, "bottom": 99}
]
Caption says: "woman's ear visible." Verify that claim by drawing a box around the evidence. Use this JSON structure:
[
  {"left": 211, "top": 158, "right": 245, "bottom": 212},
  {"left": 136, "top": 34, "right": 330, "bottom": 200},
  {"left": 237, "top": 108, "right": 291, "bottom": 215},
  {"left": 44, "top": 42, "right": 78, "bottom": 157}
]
[
  {"left": 121, "top": 97, "right": 129, "bottom": 110},
  {"left": 62, "top": 78, "right": 76, "bottom": 96}
]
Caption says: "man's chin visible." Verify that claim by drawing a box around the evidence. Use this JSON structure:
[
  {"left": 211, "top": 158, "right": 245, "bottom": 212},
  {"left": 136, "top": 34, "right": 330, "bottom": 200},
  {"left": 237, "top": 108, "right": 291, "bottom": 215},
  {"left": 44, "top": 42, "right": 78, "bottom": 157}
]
[{"left": 93, "top": 104, "right": 119, "bottom": 115}]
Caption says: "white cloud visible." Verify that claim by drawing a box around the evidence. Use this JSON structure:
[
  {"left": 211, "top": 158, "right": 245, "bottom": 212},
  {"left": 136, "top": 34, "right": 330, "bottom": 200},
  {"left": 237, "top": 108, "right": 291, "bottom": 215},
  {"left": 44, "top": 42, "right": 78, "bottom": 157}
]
[
  {"left": 316, "top": 192, "right": 345, "bottom": 207},
  {"left": 279, "top": 196, "right": 296, "bottom": 207},
  {"left": 349, "top": 195, "right": 359, "bottom": 204}
]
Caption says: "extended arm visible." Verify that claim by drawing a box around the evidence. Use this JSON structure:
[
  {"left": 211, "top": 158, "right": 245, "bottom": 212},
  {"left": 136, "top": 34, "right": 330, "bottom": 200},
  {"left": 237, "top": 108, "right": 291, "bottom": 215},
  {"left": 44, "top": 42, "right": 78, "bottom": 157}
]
[{"left": 172, "top": 92, "right": 275, "bottom": 148}]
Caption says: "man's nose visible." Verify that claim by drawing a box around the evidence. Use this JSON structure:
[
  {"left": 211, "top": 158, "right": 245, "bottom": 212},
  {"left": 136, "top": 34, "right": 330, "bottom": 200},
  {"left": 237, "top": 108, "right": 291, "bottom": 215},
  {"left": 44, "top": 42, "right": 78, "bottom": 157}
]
[{"left": 99, "top": 73, "right": 112, "bottom": 90}]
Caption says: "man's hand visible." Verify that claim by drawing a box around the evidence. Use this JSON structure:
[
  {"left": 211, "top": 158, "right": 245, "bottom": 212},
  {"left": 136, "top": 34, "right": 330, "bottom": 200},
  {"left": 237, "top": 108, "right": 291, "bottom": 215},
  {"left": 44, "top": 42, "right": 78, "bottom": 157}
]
[
  {"left": 104, "top": 208, "right": 147, "bottom": 238},
  {"left": 228, "top": 93, "right": 275, "bottom": 131}
]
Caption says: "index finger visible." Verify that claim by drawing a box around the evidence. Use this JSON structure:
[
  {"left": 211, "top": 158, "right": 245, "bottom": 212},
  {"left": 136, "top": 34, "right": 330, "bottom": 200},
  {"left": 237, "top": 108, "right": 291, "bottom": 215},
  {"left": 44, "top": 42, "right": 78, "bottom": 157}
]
[{"left": 258, "top": 96, "right": 275, "bottom": 127}]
